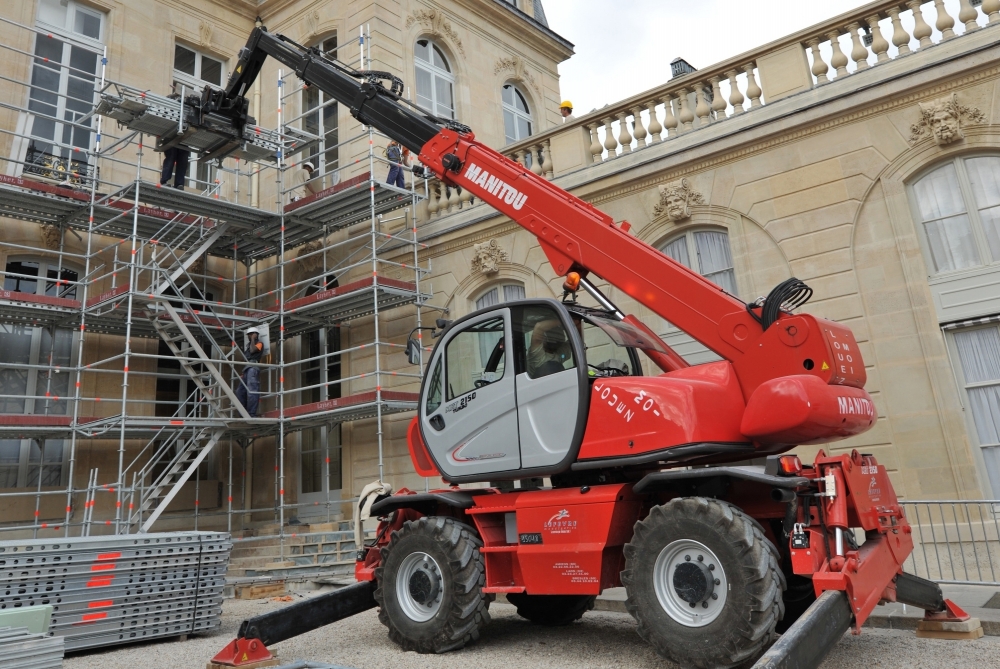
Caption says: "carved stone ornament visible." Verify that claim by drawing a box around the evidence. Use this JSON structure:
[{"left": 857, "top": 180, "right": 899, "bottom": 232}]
[
  {"left": 40, "top": 224, "right": 60, "bottom": 250},
  {"left": 652, "top": 178, "right": 704, "bottom": 222},
  {"left": 909, "top": 93, "right": 986, "bottom": 145},
  {"left": 304, "top": 10, "right": 321, "bottom": 40},
  {"left": 495, "top": 55, "right": 539, "bottom": 96},
  {"left": 471, "top": 239, "right": 507, "bottom": 275},
  {"left": 188, "top": 253, "right": 205, "bottom": 276},
  {"left": 198, "top": 21, "right": 213, "bottom": 48},
  {"left": 405, "top": 9, "right": 465, "bottom": 56},
  {"left": 296, "top": 239, "right": 325, "bottom": 276}
]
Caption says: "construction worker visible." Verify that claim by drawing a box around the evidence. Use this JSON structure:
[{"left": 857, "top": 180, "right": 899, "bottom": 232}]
[
  {"left": 290, "top": 161, "right": 322, "bottom": 201},
  {"left": 235, "top": 326, "right": 264, "bottom": 417},
  {"left": 160, "top": 84, "right": 191, "bottom": 189},
  {"left": 559, "top": 100, "right": 575, "bottom": 123},
  {"left": 386, "top": 140, "right": 409, "bottom": 188}
]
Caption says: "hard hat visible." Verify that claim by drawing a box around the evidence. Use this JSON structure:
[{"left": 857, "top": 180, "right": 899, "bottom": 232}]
[
  {"left": 246, "top": 326, "right": 260, "bottom": 335},
  {"left": 559, "top": 100, "right": 573, "bottom": 110},
  {"left": 302, "top": 161, "right": 315, "bottom": 171}
]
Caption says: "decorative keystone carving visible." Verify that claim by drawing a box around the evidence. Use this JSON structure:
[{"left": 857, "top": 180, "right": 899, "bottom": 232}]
[
  {"left": 495, "top": 55, "right": 539, "bottom": 96},
  {"left": 471, "top": 239, "right": 507, "bottom": 275},
  {"left": 40, "top": 224, "right": 60, "bottom": 250},
  {"left": 198, "top": 21, "right": 213, "bottom": 48},
  {"left": 406, "top": 9, "right": 465, "bottom": 56},
  {"left": 653, "top": 178, "right": 704, "bottom": 221},
  {"left": 188, "top": 253, "right": 205, "bottom": 276},
  {"left": 304, "top": 11, "right": 321, "bottom": 40},
  {"left": 909, "top": 93, "right": 985, "bottom": 145},
  {"left": 296, "top": 239, "right": 325, "bottom": 276}
]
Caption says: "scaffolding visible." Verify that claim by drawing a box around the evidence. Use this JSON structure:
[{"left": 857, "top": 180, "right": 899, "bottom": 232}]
[{"left": 0, "top": 16, "right": 433, "bottom": 563}]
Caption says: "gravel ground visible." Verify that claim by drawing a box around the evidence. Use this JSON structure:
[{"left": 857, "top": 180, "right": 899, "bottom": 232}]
[{"left": 63, "top": 593, "right": 1000, "bottom": 669}]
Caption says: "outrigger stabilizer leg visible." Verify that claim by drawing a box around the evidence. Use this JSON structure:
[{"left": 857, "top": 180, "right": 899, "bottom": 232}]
[
  {"left": 211, "top": 581, "right": 377, "bottom": 666},
  {"left": 753, "top": 573, "right": 960, "bottom": 669}
]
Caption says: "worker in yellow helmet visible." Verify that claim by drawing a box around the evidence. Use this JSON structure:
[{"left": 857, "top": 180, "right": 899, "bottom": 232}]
[{"left": 559, "top": 100, "right": 574, "bottom": 123}]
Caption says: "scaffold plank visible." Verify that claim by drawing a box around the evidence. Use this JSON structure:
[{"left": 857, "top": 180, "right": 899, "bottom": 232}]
[{"left": 284, "top": 172, "right": 414, "bottom": 231}]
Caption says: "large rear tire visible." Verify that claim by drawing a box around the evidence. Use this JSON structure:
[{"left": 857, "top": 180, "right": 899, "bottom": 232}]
[
  {"left": 506, "top": 593, "right": 596, "bottom": 626},
  {"left": 374, "top": 516, "right": 491, "bottom": 653},
  {"left": 622, "top": 497, "right": 784, "bottom": 669}
]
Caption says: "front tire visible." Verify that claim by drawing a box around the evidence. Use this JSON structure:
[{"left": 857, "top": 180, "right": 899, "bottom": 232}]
[
  {"left": 622, "top": 497, "right": 784, "bottom": 669},
  {"left": 506, "top": 593, "right": 596, "bottom": 626},
  {"left": 375, "top": 516, "right": 491, "bottom": 653}
]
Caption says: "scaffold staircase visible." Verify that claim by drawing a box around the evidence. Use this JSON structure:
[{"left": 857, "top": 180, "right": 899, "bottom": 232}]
[{"left": 123, "top": 424, "right": 226, "bottom": 533}]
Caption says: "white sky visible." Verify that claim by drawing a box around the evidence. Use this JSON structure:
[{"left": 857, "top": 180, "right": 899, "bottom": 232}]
[{"left": 543, "top": 0, "right": 970, "bottom": 115}]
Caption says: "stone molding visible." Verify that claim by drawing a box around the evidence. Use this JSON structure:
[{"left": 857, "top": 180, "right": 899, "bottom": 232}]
[
  {"left": 406, "top": 9, "right": 465, "bottom": 57},
  {"left": 908, "top": 92, "right": 985, "bottom": 145},
  {"left": 495, "top": 55, "right": 539, "bottom": 97},
  {"left": 470, "top": 238, "right": 508, "bottom": 275},
  {"left": 198, "top": 20, "right": 213, "bottom": 48},
  {"left": 652, "top": 178, "right": 704, "bottom": 222}
]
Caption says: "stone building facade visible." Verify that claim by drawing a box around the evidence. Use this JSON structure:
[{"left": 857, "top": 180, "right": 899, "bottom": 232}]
[{"left": 1, "top": 0, "right": 998, "bottom": 538}]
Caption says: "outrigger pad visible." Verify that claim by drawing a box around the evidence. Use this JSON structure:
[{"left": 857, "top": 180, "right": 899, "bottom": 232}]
[{"left": 210, "top": 637, "right": 274, "bottom": 667}]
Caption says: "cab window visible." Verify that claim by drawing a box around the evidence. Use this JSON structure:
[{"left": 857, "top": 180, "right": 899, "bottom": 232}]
[
  {"left": 513, "top": 305, "right": 576, "bottom": 379},
  {"left": 580, "top": 318, "right": 632, "bottom": 377},
  {"left": 445, "top": 316, "right": 505, "bottom": 400},
  {"left": 425, "top": 357, "right": 442, "bottom": 413}
]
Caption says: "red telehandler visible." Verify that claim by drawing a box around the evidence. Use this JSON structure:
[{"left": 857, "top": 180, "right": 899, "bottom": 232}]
[{"left": 208, "top": 27, "right": 966, "bottom": 669}]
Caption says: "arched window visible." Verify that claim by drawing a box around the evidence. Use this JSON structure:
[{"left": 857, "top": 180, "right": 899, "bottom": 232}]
[
  {"left": 910, "top": 156, "right": 1000, "bottom": 275},
  {"left": 415, "top": 39, "right": 455, "bottom": 119},
  {"left": 475, "top": 283, "right": 525, "bottom": 310},
  {"left": 501, "top": 83, "right": 532, "bottom": 145},
  {"left": 659, "top": 229, "right": 737, "bottom": 296}
]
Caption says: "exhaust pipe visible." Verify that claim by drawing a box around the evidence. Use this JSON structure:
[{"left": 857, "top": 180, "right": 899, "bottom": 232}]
[{"left": 753, "top": 590, "right": 853, "bottom": 669}]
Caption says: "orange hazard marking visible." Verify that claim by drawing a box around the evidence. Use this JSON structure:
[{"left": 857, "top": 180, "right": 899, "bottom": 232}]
[
  {"left": 90, "top": 563, "right": 115, "bottom": 571},
  {"left": 80, "top": 612, "right": 107, "bottom": 622},
  {"left": 97, "top": 552, "right": 120, "bottom": 561},
  {"left": 89, "top": 600, "right": 113, "bottom": 608}
]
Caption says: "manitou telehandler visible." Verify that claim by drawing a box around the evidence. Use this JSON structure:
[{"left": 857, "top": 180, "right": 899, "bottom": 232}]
[{"left": 208, "top": 26, "right": 968, "bottom": 669}]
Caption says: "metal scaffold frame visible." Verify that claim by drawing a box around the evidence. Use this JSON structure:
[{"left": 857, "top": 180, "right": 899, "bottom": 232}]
[{"left": 0, "top": 16, "right": 434, "bottom": 564}]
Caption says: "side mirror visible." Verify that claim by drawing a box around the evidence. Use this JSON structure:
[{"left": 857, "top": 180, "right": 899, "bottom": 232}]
[
  {"left": 433, "top": 318, "right": 452, "bottom": 338},
  {"left": 405, "top": 338, "right": 421, "bottom": 366}
]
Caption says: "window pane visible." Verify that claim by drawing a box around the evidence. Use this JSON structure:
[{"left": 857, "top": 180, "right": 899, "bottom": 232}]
[
  {"left": 517, "top": 116, "right": 531, "bottom": 141},
  {"left": 432, "top": 45, "right": 449, "bottom": 72},
  {"left": 0, "top": 325, "right": 32, "bottom": 414},
  {"left": 924, "top": 214, "right": 979, "bottom": 272},
  {"left": 503, "top": 109, "right": 516, "bottom": 144},
  {"left": 502, "top": 85, "right": 514, "bottom": 106},
  {"left": 476, "top": 288, "right": 499, "bottom": 310},
  {"left": 322, "top": 37, "right": 337, "bottom": 58},
  {"left": 425, "top": 358, "right": 442, "bottom": 414},
  {"left": 201, "top": 56, "right": 223, "bottom": 86},
  {"left": 660, "top": 236, "right": 690, "bottom": 268},
  {"left": 913, "top": 163, "right": 966, "bottom": 221},
  {"left": 415, "top": 40, "right": 430, "bottom": 62},
  {"left": 514, "top": 89, "right": 529, "bottom": 113},
  {"left": 980, "top": 206, "right": 1000, "bottom": 263},
  {"left": 6, "top": 261, "right": 39, "bottom": 294},
  {"left": 502, "top": 284, "right": 525, "bottom": 302},
  {"left": 966, "top": 157, "right": 1000, "bottom": 210},
  {"left": 518, "top": 305, "right": 575, "bottom": 379},
  {"left": 414, "top": 66, "right": 433, "bottom": 111},
  {"left": 446, "top": 317, "right": 505, "bottom": 398},
  {"left": 174, "top": 45, "right": 196, "bottom": 76},
  {"left": 0, "top": 441, "right": 20, "bottom": 488},
  {"left": 435, "top": 76, "right": 454, "bottom": 118},
  {"left": 74, "top": 9, "right": 101, "bottom": 39},
  {"left": 954, "top": 327, "right": 1000, "bottom": 384},
  {"left": 695, "top": 230, "right": 737, "bottom": 294}
]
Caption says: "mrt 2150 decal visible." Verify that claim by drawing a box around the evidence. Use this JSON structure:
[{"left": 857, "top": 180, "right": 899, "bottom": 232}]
[
  {"left": 463, "top": 163, "right": 528, "bottom": 210},
  {"left": 593, "top": 382, "right": 665, "bottom": 423}
]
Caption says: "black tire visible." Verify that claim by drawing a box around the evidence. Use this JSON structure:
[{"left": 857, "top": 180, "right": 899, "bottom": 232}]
[
  {"left": 506, "top": 593, "right": 596, "bottom": 626},
  {"left": 622, "top": 497, "right": 784, "bottom": 669},
  {"left": 374, "top": 516, "right": 491, "bottom": 653}
]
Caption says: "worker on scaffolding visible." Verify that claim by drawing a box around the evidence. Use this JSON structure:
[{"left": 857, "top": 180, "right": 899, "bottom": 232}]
[
  {"left": 159, "top": 83, "right": 191, "bottom": 189},
  {"left": 386, "top": 140, "right": 409, "bottom": 188},
  {"left": 290, "top": 161, "right": 323, "bottom": 201},
  {"left": 236, "top": 326, "right": 264, "bottom": 417}
]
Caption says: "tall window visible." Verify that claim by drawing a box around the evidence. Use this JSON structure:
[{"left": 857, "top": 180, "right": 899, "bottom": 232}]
[
  {"left": 659, "top": 229, "right": 738, "bottom": 296},
  {"left": 0, "top": 257, "right": 78, "bottom": 489},
  {"left": 415, "top": 39, "right": 454, "bottom": 119},
  {"left": 952, "top": 325, "right": 1000, "bottom": 497},
  {"left": 911, "top": 156, "right": 1000, "bottom": 274},
  {"left": 172, "top": 43, "right": 225, "bottom": 92},
  {"left": 302, "top": 36, "right": 339, "bottom": 186},
  {"left": 501, "top": 83, "right": 532, "bottom": 145},
  {"left": 24, "top": 0, "right": 104, "bottom": 184}
]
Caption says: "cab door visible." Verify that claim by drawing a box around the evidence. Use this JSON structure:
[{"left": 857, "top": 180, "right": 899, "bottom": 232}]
[{"left": 420, "top": 309, "right": 521, "bottom": 479}]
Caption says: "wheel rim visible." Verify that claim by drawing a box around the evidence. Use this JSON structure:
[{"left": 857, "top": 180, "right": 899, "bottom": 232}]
[
  {"left": 395, "top": 551, "right": 444, "bottom": 622},
  {"left": 652, "top": 539, "right": 728, "bottom": 627}
]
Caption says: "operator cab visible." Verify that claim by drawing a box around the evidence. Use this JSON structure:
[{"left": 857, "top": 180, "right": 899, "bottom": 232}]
[{"left": 418, "top": 298, "right": 666, "bottom": 482}]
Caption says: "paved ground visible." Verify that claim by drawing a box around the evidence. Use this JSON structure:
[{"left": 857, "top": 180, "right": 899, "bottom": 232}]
[{"left": 63, "top": 593, "right": 1000, "bottom": 669}]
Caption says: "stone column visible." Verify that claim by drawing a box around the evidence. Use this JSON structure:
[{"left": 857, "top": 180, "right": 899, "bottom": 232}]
[
  {"left": 602, "top": 117, "right": 619, "bottom": 157},
  {"left": 933, "top": 0, "right": 956, "bottom": 39},
  {"left": 744, "top": 65, "right": 762, "bottom": 108},
  {"left": 662, "top": 95, "right": 679, "bottom": 135},
  {"left": 646, "top": 100, "right": 663, "bottom": 142},
  {"left": 587, "top": 123, "right": 603, "bottom": 163},
  {"left": 808, "top": 39, "right": 829, "bottom": 83},
  {"left": 677, "top": 89, "right": 694, "bottom": 131},
  {"left": 887, "top": 8, "right": 912, "bottom": 56},
  {"left": 631, "top": 107, "right": 648, "bottom": 146},
  {"left": 726, "top": 71, "right": 744, "bottom": 114},
  {"left": 848, "top": 23, "right": 870, "bottom": 70},
  {"left": 908, "top": 0, "right": 934, "bottom": 47},
  {"left": 828, "top": 31, "right": 849, "bottom": 76}
]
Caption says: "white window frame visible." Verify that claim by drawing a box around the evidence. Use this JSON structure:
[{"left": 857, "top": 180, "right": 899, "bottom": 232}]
[
  {"left": 172, "top": 43, "right": 226, "bottom": 93},
  {"left": 501, "top": 82, "right": 533, "bottom": 146},
  {"left": 0, "top": 256, "right": 81, "bottom": 489},
  {"left": 300, "top": 35, "right": 340, "bottom": 187},
  {"left": 658, "top": 227, "right": 739, "bottom": 297},
  {"left": 945, "top": 323, "right": 1000, "bottom": 497},
  {"left": 414, "top": 39, "right": 455, "bottom": 120},
  {"left": 908, "top": 155, "right": 1000, "bottom": 278}
]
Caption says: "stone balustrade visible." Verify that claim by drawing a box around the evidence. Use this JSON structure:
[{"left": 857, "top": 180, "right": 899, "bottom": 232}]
[{"left": 423, "top": 0, "right": 998, "bottom": 222}]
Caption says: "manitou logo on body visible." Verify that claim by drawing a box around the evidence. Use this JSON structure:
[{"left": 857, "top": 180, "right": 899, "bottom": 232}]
[
  {"left": 837, "top": 396, "right": 873, "bottom": 417},
  {"left": 463, "top": 163, "right": 528, "bottom": 210}
]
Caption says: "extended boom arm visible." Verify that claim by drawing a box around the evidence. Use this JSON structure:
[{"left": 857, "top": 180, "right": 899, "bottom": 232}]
[{"left": 218, "top": 27, "right": 866, "bottom": 403}]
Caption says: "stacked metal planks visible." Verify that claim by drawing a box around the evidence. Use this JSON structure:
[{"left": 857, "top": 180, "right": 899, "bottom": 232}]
[
  {"left": 0, "top": 532, "right": 231, "bottom": 651},
  {"left": 0, "top": 626, "right": 65, "bottom": 669}
]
